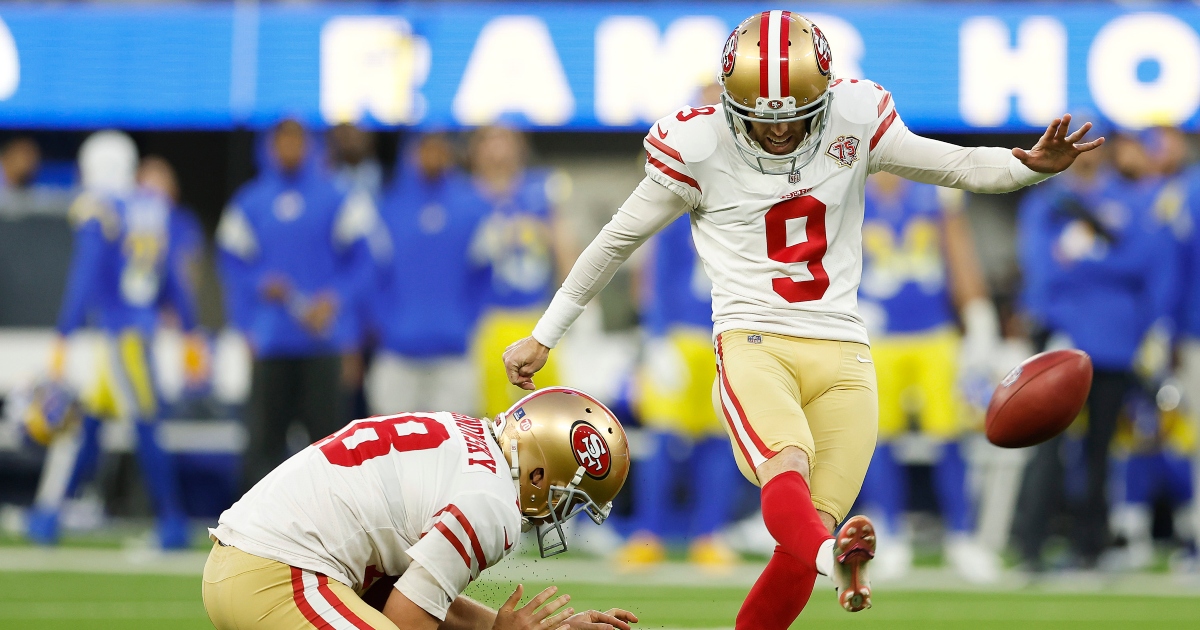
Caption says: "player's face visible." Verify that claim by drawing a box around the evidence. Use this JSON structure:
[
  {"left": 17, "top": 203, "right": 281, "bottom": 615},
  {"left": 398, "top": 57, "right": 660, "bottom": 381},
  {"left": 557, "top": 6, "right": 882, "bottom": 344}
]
[
  {"left": 273, "top": 123, "right": 307, "bottom": 173},
  {"left": 416, "top": 134, "right": 454, "bottom": 181},
  {"left": 745, "top": 118, "right": 810, "bottom": 156},
  {"left": 1111, "top": 135, "right": 1148, "bottom": 179},
  {"left": 471, "top": 127, "right": 525, "bottom": 176}
]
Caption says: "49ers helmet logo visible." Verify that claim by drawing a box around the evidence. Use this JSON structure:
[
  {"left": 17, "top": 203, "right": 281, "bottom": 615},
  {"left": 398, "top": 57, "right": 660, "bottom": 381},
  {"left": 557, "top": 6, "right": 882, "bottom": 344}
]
[
  {"left": 812, "top": 23, "right": 832, "bottom": 76},
  {"left": 721, "top": 28, "right": 738, "bottom": 77},
  {"left": 570, "top": 421, "right": 611, "bottom": 479}
]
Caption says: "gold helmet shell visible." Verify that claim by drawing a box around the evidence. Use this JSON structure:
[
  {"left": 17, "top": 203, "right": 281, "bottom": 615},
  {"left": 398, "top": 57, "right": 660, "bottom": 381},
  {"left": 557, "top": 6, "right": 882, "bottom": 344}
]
[
  {"left": 493, "top": 387, "right": 630, "bottom": 557},
  {"left": 719, "top": 11, "right": 834, "bottom": 175}
]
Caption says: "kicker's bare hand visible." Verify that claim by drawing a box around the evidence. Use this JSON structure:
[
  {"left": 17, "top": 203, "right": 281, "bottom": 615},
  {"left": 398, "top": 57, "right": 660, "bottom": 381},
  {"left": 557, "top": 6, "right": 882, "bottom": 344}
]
[
  {"left": 493, "top": 585, "right": 574, "bottom": 630},
  {"left": 554, "top": 608, "right": 638, "bottom": 630},
  {"left": 503, "top": 336, "right": 550, "bottom": 391},
  {"left": 1013, "top": 113, "right": 1105, "bottom": 174}
]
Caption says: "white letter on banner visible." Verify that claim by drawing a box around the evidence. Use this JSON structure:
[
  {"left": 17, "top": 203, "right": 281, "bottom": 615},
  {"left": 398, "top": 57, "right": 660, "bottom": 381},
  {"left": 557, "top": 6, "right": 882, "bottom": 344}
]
[
  {"left": 803, "top": 14, "right": 864, "bottom": 81},
  {"left": 320, "top": 17, "right": 430, "bottom": 125},
  {"left": 595, "top": 16, "right": 727, "bottom": 125},
  {"left": 1089, "top": 13, "right": 1200, "bottom": 129},
  {"left": 959, "top": 17, "right": 1066, "bottom": 127},
  {"left": 453, "top": 16, "right": 574, "bottom": 126},
  {"left": 0, "top": 18, "right": 19, "bottom": 100}
]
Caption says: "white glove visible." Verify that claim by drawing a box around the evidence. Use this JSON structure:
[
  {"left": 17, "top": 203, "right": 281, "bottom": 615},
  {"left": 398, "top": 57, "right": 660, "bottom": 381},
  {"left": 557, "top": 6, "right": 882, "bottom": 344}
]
[{"left": 959, "top": 298, "right": 1001, "bottom": 382}]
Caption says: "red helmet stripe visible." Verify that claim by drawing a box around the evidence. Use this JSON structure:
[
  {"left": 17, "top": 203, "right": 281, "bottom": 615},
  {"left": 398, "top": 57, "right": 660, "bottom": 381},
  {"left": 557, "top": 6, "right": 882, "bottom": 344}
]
[
  {"left": 759, "top": 12, "right": 770, "bottom": 99},
  {"left": 779, "top": 12, "right": 791, "bottom": 98}
]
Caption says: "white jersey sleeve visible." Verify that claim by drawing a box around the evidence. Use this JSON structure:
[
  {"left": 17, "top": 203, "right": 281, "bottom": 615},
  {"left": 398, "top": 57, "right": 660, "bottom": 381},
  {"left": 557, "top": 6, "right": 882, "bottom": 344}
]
[
  {"left": 531, "top": 177, "right": 687, "bottom": 348},
  {"left": 403, "top": 491, "right": 520, "bottom": 619},
  {"left": 866, "top": 84, "right": 1052, "bottom": 192},
  {"left": 643, "top": 107, "right": 724, "bottom": 208}
]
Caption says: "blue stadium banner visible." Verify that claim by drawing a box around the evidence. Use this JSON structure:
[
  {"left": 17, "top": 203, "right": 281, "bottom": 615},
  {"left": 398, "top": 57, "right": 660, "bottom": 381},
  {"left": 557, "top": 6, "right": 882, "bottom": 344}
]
[{"left": 0, "top": 2, "right": 1198, "bottom": 132}]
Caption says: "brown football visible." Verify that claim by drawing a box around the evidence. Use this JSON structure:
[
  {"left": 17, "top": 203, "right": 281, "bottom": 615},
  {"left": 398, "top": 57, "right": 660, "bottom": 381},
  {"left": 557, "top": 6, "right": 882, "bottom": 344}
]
[{"left": 985, "top": 349, "right": 1093, "bottom": 448}]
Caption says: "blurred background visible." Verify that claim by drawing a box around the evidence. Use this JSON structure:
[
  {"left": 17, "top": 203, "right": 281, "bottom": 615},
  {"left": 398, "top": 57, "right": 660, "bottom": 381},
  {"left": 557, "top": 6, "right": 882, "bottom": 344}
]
[{"left": 0, "top": 1, "right": 1199, "bottom": 627}]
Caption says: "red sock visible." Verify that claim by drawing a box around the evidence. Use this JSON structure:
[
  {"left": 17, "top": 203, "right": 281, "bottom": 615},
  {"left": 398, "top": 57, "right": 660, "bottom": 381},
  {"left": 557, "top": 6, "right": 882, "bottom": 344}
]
[
  {"left": 760, "top": 470, "right": 833, "bottom": 569},
  {"left": 734, "top": 471, "right": 833, "bottom": 630},
  {"left": 736, "top": 547, "right": 816, "bottom": 629}
]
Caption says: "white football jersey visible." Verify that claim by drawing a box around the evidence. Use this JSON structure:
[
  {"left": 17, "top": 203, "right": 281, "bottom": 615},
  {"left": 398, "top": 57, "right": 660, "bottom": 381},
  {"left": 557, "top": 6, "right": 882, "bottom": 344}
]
[
  {"left": 643, "top": 79, "right": 904, "bottom": 345},
  {"left": 211, "top": 412, "right": 521, "bottom": 601}
]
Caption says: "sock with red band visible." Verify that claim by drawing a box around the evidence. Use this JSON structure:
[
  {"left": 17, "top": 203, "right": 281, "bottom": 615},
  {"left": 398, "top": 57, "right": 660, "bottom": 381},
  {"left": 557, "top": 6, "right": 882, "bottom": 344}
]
[
  {"left": 736, "top": 547, "right": 816, "bottom": 630},
  {"left": 734, "top": 471, "right": 834, "bottom": 630},
  {"left": 762, "top": 470, "right": 834, "bottom": 570}
]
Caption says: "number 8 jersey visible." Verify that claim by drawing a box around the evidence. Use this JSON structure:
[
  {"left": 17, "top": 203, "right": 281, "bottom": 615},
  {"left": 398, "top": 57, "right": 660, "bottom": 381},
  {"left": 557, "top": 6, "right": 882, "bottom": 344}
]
[
  {"left": 210, "top": 412, "right": 521, "bottom": 611},
  {"left": 644, "top": 79, "right": 903, "bottom": 346}
]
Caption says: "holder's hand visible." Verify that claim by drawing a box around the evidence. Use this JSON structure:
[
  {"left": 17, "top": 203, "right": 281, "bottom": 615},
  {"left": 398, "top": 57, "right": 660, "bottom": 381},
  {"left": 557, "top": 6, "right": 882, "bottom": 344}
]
[
  {"left": 554, "top": 608, "right": 639, "bottom": 630},
  {"left": 493, "top": 585, "right": 574, "bottom": 630},
  {"left": 1013, "top": 114, "right": 1105, "bottom": 174},
  {"left": 504, "top": 336, "right": 550, "bottom": 391}
]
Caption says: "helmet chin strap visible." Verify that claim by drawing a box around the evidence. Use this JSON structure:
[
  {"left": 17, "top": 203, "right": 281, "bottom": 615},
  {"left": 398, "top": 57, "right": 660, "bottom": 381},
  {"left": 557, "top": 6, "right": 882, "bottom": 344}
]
[{"left": 492, "top": 412, "right": 530, "bottom": 530}]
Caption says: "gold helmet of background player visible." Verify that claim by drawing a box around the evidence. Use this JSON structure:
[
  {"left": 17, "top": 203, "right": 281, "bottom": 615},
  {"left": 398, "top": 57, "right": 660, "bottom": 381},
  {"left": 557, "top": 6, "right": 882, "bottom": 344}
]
[
  {"left": 491, "top": 387, "right": 630, "bottom": 557},
  {"left": 719, "top": 10, "right": 834, "bottom": 175}
]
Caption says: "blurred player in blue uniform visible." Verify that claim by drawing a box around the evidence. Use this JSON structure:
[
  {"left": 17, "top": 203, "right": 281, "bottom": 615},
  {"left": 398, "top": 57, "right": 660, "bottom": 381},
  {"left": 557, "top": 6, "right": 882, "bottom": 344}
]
[
  {"left": 30, "top": 132, "right": 202, "bottom": 548},
  {"left": 366, "top": 133, "right": 490, "bottom": 416},
  {"left": 327, "top": 123, "right": 388, "bottom": 420},
  {"left": 137, "top": 156, "right": 211, "bottom": 397},
  {"left": 466, "top": 126, "right": 573, "bottom": 416},
  {"left": 1015, "top": 131, "right": 1179, "bottom": 570},
  {"left": 617, "top": 214, "right": 744, "bottom": 569},
  {"left": 1110, "top": 126, "right": 1199, "bottom": 570},
  {"left": 855, "top": 171, "right": 1002, "bottom": 582},
  {"left": 216, "top": 119, "right": 377, "bottom": 489}
]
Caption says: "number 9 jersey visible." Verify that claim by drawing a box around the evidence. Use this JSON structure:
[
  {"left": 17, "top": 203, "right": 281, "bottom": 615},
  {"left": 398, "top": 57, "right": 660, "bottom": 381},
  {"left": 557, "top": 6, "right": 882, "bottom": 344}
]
[
  {"left": 643, "top": 78, "right": 903, "bottom": 346},
  {"left": 210, "top": 412, "right": 521, "bottom": 618}
]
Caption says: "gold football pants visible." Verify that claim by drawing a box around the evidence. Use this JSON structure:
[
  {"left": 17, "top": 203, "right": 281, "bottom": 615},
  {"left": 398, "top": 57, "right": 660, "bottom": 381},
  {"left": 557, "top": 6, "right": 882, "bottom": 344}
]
[
  {"left": 203, "top": 543, "right": 397, "bottom": 630},
  {"left": 872, "top": 328, "right": 963, "bottom": 440},
  {"left": 714, "top": 330, "right": 878, "bottom": 522}
]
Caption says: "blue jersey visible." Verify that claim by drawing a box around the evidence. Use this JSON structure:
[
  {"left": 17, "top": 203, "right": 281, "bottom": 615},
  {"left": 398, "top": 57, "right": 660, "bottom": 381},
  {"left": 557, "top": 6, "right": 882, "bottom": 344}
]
[
  {"left": 216, "top": 167, "right": 374, "bottom": 358},
  {"left": 859, "top": 179, "right": 954, "bottom": 335},
  {"left": 468, "top": 170, "right": 557, "bottom": 310},
  {"left": 57, "top": 188, "right": 198, "bottom": 336},
  {"left": 1178, "top": 166, "right": 1200, "bottom": 338},
  {"left": 373, "top": 167, "right": 489, "bottom": 358},
  {"left": 1019, "top": 170, "right": 1179, "bottom": 370},
  {"left": 642, "top": 214, "right": 712, "bottom": 335}
]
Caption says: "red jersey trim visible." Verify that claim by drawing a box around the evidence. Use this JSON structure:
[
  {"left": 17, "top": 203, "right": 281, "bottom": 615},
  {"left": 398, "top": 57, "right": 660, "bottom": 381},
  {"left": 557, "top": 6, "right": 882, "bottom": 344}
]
[
  {"left": 646, "top": 153, "right": 701, "bottom": 193},
  {"left": 434, "top": 521, "right": 472, "bottom": 568},
  {"left": 444, "top": 504, "right": 488, "bottom": 570},
  {"left": 870, "top": 109, "right": 899, "bottom": 150},
  {"left": 645, "top": 133, "right": 684, "bottom": 164},
  {"left": 877, "top": 92, "right": 892, "bottom": 117}
]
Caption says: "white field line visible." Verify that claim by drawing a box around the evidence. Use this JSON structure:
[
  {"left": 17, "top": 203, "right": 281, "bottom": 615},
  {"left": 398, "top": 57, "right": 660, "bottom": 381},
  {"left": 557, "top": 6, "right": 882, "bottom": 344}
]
[{"left": 2, "top": 548, "right": 1200, "bottom": 597}]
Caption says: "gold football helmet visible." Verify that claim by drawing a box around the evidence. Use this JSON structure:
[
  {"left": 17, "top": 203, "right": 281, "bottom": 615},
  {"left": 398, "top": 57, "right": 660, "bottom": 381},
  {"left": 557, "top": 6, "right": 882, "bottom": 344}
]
[
  {"left": 491, "top": 387, "right": 630, "bottom": 557},
  {"left": 719, "top": 10, "right": 834, "bottom": 175}
]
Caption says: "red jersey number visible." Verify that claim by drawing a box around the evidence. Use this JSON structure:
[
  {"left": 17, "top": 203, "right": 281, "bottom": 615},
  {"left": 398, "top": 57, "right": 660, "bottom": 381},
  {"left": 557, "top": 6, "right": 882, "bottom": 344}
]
[
  {"left": 765, "top": 196, "right": 830, "bottom": 302},
  {"left": 319, "top": 415, "right": 450, "bottom": 468},
  {"left": 676, "top": 106, "right": 716, "bottom": 122}
]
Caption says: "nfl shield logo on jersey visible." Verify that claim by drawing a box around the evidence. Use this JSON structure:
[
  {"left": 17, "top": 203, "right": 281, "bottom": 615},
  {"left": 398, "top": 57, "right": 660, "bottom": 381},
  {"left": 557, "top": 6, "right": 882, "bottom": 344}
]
[
  {"left": 826, "top": 135, "right": 861, "bottom": 168},
  {"left": 788, "top": 171, "right": 801, "bottom": 184}
]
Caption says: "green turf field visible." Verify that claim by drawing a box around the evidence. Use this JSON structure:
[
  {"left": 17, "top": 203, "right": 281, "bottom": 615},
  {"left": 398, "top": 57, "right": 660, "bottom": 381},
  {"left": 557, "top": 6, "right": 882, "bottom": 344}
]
[{"left": 2, "top": 571, "right": 1199, "bottom": 630}]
